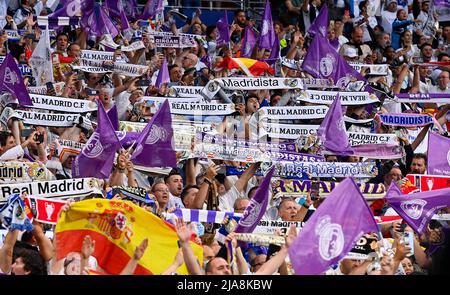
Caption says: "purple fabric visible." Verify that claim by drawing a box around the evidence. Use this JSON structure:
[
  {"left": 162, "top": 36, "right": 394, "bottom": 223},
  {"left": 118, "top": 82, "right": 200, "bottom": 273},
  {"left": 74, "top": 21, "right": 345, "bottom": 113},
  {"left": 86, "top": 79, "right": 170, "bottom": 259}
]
[
  {"left": 301, "top": 34, "right": 370, "bottom": 90},
  {"left": 105, "top": 0, "right": 121, "bottom": 18},
  {"left": 289, "top": 177, "right": 378, "bottom": 275},
  {"left": 427, "top": 132, "right": 450, "bottom": 176},
  {"left": 155, "top": 57, "right": 170, "bottom": 89},
  {"left": 308, "top": 4, "right": 329, "bottom": 37},
  {"left": 351, "top": 144, "right": 405, "bottom": 159},
  {"left": 117, "top": 131, "right": 140, "bottom": 148},
  {"left": 317, "top": 94, "right": 354, "bottom": 155},
  {"left": 139, "top": 0, "right": 163, "bottom": 20},
  {"left": 216, "top": 10, "right": 230, "bottom": 46},
  {"left": 262, "top": 33, "right": 280, "bottom": 65},
  {"left": 258, "top": 0, "right": 275, "bottom": 50},
  {"left": 385, "top": 183, "right": 450, "bottom": 234},
  {"left": 107, "top": 105, "right": 119, "bottom": 131},
  {"left": 50, "top": 0, "right": 94, "bottom": 18},
  {"left": 191, "top": 209, "right": 199, "bottom": 222},
  {"left": 84, "top": 4, "right": 119, "bottom": 38},
  {"left": 0, "top": 54, "right": 33, "bottom": 106},
  {"left": 130, "top": 100, "right": 176, "bottom": 167},
  {"left": 330, "top": 38, "right": 339, "bottom": 50},
  {"left": 241, "top": 26, "right": 257, "bottom": 58},
  {"left": 207, "top": 210, "right": 217, "bottom": 224},
  {"left": 72, "top": 103, "right": 120, "bottom": 179},
  {"left": 235, "top": 167, "right": 275, "bottom": 234}
]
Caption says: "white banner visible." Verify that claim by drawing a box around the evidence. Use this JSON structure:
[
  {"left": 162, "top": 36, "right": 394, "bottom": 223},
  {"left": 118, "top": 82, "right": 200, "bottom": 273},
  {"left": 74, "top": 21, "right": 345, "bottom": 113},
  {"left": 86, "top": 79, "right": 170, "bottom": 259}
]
[
  {"left": 29, "top": 94, "right": 97, "bottom": 113},
  {"left": 298, "top": 90, "right": 379, "bottom": 105},
  {"left": 11, "top": 110, "right": 79, "bottom": 127},
  {"left": 349, "top": 63, "right": 389, "bottom": 76},
  {"left": 120, "top": 41, "right": 146, "bottom": 52},
  {"left": 0, "top": 161, "right": 55, "bottom": 184},
  {"left": 149, "top": 32, "right": 198, "bottom": 48},
  {"left": 193, "top": 142, "right": 266, "bottom": 163},
  {"left": 0, "top": 178, "right": 103, "bottom": 205},
  {"left": 170, "top": 86, "right": 204, "bottom": 98},
  {"left": 214, "top": 77, "right": 304, "bottom": 90},
  {"left": 142, "top": 98, "right": 235, "bottom": 116},
  {"left": 75, "top": 59, "right": 148, "bottom": 77},
  {"left": 258, "top": 106, "right": 328, "bottom": 120},
  {"left": 80, "top": 50, "right": 114, "bottom": 61},
  {"left": 262, "top": 122, "right": 319, "bottom": 139},
  {"left": 348, "top": 132, "right": 398, "bottom": 146}
]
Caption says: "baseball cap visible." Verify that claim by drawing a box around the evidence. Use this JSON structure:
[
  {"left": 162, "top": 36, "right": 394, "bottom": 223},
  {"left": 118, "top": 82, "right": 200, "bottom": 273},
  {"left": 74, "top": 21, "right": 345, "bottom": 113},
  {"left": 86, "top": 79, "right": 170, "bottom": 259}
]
[{"left": 344, "top": 47, "right": 358, "bottom": 58}]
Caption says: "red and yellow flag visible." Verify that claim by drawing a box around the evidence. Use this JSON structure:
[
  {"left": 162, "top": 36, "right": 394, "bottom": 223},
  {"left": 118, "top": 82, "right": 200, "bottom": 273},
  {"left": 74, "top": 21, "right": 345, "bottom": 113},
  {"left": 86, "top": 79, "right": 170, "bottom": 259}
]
[
  {"left": 218, "top": 56, "right": 275, "bottom": 76},
  {"left": 55, "top": 199, "right": 203, "bottom": 275}
]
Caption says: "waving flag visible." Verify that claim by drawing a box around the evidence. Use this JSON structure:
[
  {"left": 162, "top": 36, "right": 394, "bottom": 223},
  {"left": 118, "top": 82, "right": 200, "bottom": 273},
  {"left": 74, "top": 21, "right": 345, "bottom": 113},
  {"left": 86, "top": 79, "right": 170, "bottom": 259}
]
[
  {"left": 84, "top": 3, "right": 119, "bottom": 38},
  {"left": 50, "top": 0, "right": 94, "bottom": 18},
  {"left": 262, "top": 33, "right": 280, "bottom": 65},
  {"left": 139, "top": 0, "right": 163, "bottom": 20},
  {"left": 29, "top": 26, "right": 54, "bottom": 86},
  {"left": 216, "top": 10, "right": 230, "bottom": 46},
  {"left": 289, "top": 177, "right": 378, "bottom": 275},
  {"left": 131, "top": 100, "right": 176, "bottom": 168},
  {"left": 72, "top": 103, "right": 120, "bottom": 179},
  {"left": 258, "top": 0, "right": 275, "bottom": 50},
  {"left": 235, "top": 167, "right": 275, "bottom": 234},
  {"left": 308, "top": 4, "right": 329, "bottom": 37},
  {"left": 55, "top": 199, "right": 203, "bottom": 274},
  {"left": 217, "top": 56, "right": 275, "bottom": 76},
  {"left": 155, "top": 57, "right": 170, "bottom": 89},
  {"left": 317, "top": 93, "right": 354, "bottom": 155},
  {"left": 301, "top": 34, "right": 370, "bottom": 90},
  {"left": 385, "top": 183, "right": 450, "bottom": 234},
  {"left": 241, "top": 26, "right": 257, "bottom": 58},
  {"left": 427, "top": 132, "right": 450, "bottom": 176},
  {"left": 0, "top": 54, "right": 33, "bottom": 106},
  {"left": 107, "top": 105, "right": 119, "bottom": 131}
]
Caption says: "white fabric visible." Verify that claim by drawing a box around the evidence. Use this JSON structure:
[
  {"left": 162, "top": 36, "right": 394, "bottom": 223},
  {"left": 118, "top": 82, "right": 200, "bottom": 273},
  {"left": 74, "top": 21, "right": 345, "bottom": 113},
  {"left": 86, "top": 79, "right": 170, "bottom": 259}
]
[
  {"left": 218, "top": 185, "right": 244, "bottom": 212},
  {"left": 0, "top": 144, "right": 24, "bottom": 161}
]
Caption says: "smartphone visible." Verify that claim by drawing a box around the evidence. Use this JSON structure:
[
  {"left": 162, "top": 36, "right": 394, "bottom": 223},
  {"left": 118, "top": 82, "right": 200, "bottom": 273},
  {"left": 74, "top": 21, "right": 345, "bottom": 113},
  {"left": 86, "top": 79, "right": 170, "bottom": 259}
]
[
  {"left": 310, "top": 181, "right": 320, "bottom": 200},
  {"left": 137, "top": 79, "right": 150, "bottom": 87},
  {"left": 46, "top": 82, "right": 55, "bottom": 93},
  {"left": 21, "top": 128, "right": 34, "bottom": 138},
  {"left": 403, "top": 232, "right": 414, "bottom": 257},
  {"left": 52, "top": 54, "right": 60, "bottom": 65}
]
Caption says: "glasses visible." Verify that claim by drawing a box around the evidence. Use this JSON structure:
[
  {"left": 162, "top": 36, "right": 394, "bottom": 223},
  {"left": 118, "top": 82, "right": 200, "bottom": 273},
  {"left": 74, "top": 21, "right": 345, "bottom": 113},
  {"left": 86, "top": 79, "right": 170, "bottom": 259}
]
[{"left": 154, "top": 188, "right": 169, "bottom": 193}]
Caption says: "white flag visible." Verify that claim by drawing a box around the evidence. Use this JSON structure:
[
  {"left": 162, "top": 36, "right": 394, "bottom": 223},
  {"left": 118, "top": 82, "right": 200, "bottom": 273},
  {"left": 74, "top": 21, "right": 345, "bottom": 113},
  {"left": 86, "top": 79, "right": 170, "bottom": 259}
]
[{"left": 29, "top": 26, "right": 54, "bottom": 86}]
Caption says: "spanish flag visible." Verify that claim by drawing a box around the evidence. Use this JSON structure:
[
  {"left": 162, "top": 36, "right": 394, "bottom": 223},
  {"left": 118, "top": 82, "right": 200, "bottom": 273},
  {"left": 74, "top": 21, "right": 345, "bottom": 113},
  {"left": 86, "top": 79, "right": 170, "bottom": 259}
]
[
  {"left": 218, "top": 56, "right": 275, "bottom": 76},
  {"left": 55, "top": 199, "right": 203, "bottom": 275}
]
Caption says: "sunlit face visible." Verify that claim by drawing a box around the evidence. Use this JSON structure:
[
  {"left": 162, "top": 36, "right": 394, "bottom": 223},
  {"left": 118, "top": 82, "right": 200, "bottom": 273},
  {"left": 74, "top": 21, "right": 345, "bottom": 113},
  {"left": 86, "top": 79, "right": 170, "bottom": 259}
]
[{"left": 278, "top": 199, "right": 298, "bottom": 221}]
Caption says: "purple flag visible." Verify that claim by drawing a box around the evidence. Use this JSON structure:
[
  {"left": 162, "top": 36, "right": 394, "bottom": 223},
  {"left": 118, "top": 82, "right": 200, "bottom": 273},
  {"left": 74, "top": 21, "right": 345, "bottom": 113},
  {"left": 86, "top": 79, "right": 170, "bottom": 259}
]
[
  {"left": 289, "top": 177, "right": 378, "bottom": 275},
  {"left": 139, "top": 0, "right": 163, "bottom": 20},
  {"left": 105, "top": 0, "right": 130, "bottom": 30},
  {"left": 72, "top": 103, "right": 120, "bottom": 179},
  {"left": 130, "top": 100, "right": 176, "bottom": 167},
  {"left": 107, "top": 105, "right": 119, "bottom": 131},
  {"left": 116, "top": 131, "right": 140, "bottom": 148},
  {"left": 317, "top": 94, "right": 354, "bottom": 155},
  {"left": 235, "top": 167, "right": 275, "bottom": 234},
  {"left": 301, "top": 34, "right": 370, "bottom": 90},
  {"left": 241, "top": 26, "right": 257, "bottom": 58},
  {"left": 308, "top": 4, "right": 329, "bottom": 37},
  {"left": 262, "top": 33, "right": 280, "bottom": 65},
  {"left": 50, "top": 0, "right": 94, "bottom": 18},
  {"left": 84, "top": 4, "right": 119, "bottom": 38},
  {"left": 155, "top": 57, "right": 170, "bottom": 89},
  {"left": 216, "top": 10, "right": 230, "bottom": 46},
  {"left": 385, "top": 183, "right": 450, "bottom": 234},
  {"left": 258, "top": 0, "right": 275, "bottom": 50},
  {"left": 427, "top": 132, "right": 450, "bottom": 176},
  {"left": 0, "top": 54, "right": 33, "bottom": 106}
]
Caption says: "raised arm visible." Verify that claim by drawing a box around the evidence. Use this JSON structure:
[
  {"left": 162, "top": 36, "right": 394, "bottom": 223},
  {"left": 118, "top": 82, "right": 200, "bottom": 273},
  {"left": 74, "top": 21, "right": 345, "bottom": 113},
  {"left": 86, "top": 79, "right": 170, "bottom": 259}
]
[
  {"left": 0, "top": 230, "right": 19, "bottom": 274},
  {"left": 120, "top": 238, "right": 149, "bottom": 275},
  {"left": 175, "top": 219, "right": 203, "bottom": 275}
]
